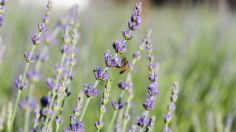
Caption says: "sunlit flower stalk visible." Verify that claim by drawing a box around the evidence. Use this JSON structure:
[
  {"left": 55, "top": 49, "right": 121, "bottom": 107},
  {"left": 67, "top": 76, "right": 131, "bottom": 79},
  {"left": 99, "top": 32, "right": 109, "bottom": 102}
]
[
  {"left": 162, "top": 82, "right": 179, "bottom": 132},
  {"left": 8, "top": 1, "right": 52, "bottom": 131}
]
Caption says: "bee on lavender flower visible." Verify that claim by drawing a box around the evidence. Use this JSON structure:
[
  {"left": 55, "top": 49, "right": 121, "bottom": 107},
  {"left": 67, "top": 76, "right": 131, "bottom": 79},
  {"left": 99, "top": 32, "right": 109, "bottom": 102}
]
[{"left": 117, "top": 57, "right": 130, "bottom": 74}]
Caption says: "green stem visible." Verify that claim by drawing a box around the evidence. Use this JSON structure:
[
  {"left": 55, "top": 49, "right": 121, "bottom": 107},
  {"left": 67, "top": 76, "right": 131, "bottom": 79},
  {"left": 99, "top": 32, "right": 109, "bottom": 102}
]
[
  {"left": 108, "top": 110, "right": 118, "bottom": 132},
  {"left": 79, "top": 98, "right": 91, "bottom": 121},
  {"left": 55, "top": 123, "right": 60, "bottom": 132},
  {"left": 8, "top": 90, "right": 22, "bottom": 132}
]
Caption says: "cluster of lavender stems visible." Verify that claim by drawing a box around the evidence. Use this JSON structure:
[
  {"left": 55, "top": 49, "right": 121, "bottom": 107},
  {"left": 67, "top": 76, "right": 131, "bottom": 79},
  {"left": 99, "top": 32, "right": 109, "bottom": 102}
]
[
  {"left": 40, "top": 6, "right": 79, "bottom": 131},
  {"left": 22, "top": 24, "right": 60, "bottom": 132},
  {"left": 0, "top": 1, "right": 183, "bottom": 131},
  {"left": 163, "top": 82, "right": 179, "bottom": 132},
  {"left": 65, "top": 2, "right": 144, "bottom": 131},
  {"left": 8, "top": 0, "right": 53, "bottom": 131},
  {"left": 0, "top": 0, "right": 7, "bottom": 27}
]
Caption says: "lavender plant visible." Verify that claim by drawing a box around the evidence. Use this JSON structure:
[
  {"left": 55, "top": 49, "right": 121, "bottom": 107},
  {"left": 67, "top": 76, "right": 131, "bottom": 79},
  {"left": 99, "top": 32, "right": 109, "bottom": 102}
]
[
  {"left": 8, "top": 0, "right": 52, "bottom": 131},
  {"left": 135, "top": 30, "right": 159, "bottom": 132},
  {"left": 163, "top": 82, "right": 179, "bottom": 132}
]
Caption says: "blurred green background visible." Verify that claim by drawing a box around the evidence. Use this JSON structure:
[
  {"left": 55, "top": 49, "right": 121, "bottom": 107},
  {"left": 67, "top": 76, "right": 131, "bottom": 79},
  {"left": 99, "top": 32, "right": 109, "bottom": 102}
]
[{"left": 0, "top": 0, "right": 236, "bottom": 131}]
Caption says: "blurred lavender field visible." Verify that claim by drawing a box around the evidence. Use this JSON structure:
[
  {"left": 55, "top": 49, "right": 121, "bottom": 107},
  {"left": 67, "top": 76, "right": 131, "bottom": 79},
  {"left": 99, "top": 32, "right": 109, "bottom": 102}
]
[{"left": 0, "top": 0, "right": 236, "bottom": 131}]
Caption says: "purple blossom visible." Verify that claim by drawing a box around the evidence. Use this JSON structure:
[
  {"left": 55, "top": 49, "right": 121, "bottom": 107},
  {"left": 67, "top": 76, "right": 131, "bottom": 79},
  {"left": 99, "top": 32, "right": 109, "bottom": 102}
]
[
  {"left": 113, "top": 40, "right": 127, "bottom": 54},
  {"left": 111, "top": 101, "right": 124, "bottom": 110},
  {"left": 54, "top": 64, "right": 64, "bottom": 77},
  {"left": 122, "top": 29, "right": 134, "bottom": 40},
  {"left": 137, "top": 114, "right": 149, "bottom": 128},
  {"left": 95, "top": 120, "right": 103, "bottom": 130},
  {"left": 149, "top": 72, "right": 157, "bottom": 82},
  {"left": 118, "top": 81, "right": 132, "bottom": 90},
  {"left": 93, "top": 67, "right": 109, "bottom": 81},
  {"left": 147, "top": 82, "right": 159, "bottom": 96},
  {"left": 70, "top": 120, "right": 84, "bottom": 132},
  {"left": 143, "top": 97, "right": 155, "bottom": 110},
  {"left": 167, "top": 102, "right": 176, "bottom": 112},
  {"left": 19, "top": 97, "right": 36, "bottom": 110},
  {"left": 26, "top": 70, "right": 42, "bottom": 82},
  {"left": 163, "top": 112, "right": 172, "bottom": 124},
  {"left": 46, "top": 78, "right": 55, "bottom": 90},
  {"left": 38, "top": 23, "right": 47, "bottom": 32},
  {"left": 35, "top": 49, "right": 49, "bottom": 62},
  {"left": 31, "top": 34, "right": 41, "bottom": 45},
  {"left": 24, "top": 52, "right": 35, "bottom": 62},
  {"left": 83, "top": 83, "right": 100, "bottom": 98},
  {"left": 104, "top": 51, "right": 122, "bottom": 68},
  {"left": 132, "top": 51, "right": 140, "bottom": 59},
  {"left": 15, "top": 76, "right": 28, "bottom": 90}
]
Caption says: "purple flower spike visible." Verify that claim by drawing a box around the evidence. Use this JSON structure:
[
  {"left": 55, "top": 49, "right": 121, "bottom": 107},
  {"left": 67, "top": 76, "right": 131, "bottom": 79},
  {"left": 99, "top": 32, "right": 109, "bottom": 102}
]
[
  {"left": 104, "top": 51, "right": 122, "bottom": 68},
  {"left": 31, "top": 34, "right": 41, "bottom": 45},
  {"left": 143, "top": 97, "right": 155, "bottom": 110},
  {"left": 27, "top": 70, "right": 42, "bottom": 82},
  {"left": 132, "top": 51, "right": 140, "bottom": 59},
  {"left": 147, "top": 82, "right": 159, "bottom": 96},
  {"left": 83, "top": 83, "right": 100, "bottom": 98},
  {"left": 122, "top": 29, "right": 134, "bottom": 40},
  {"left": 46, "top": 78, "right": 55, "bottom": 90},
  {"left": 93, "top": 67, "right": 109, "bottom": 81},
  {"left": 113, "top": 40, "right": 127, "bottom": 54},
  {"left": 38, "top": 23, "right": 47, "bottom": 32},
  {"left": 137, "top": 114, "right": 149, "bottom": 128},
  {"left": 19, "top": 97, "right": 36, "bottom": 110},
  {"left": 15, "top": 76, "right": 28, "bottom": 90},
  {"left": 163, "top": 112, "right": 172, "bottom": 124},
  {"left": 118, "top": 81, "right": 132, "bottom": 90},
  {"left": 70, "top": 121, "right": 84, "bottom": 132},
  {"left": 111, "top": 101, "right": 124, "bottom": 110},
  {"left": 149, "top": 72, "right": 157, "bottom": 82},
  {"left": 95, "top": 121, "right": 103, "bottom": 130},
  {"left": 24, "top": 52, "right": 35, "bottom": 62}
]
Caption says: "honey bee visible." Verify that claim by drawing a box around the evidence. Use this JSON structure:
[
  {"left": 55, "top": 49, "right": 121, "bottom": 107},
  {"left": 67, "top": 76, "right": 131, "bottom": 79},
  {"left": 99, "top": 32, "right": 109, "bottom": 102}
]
[{"left": 119, "top": 58, "right": 130, "bottom": 74}]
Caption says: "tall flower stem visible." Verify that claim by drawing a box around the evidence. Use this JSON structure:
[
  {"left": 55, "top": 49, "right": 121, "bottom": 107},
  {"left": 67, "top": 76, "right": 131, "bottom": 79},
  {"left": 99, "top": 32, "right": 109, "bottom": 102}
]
[
  {"left": 108, "top": 110, "right": 118, "bottom": 132},
  {"left": 8, "top": 44, "right": 36, "bottom": 132},
  {"left": 24, "top": 46, "right": 47, "bottom": 132},
  {"left": 8, "top": 90, "right": 21, "bottom": 132},
  {"left": 79, "top": 98, "right": 91, "bottom": 121}
]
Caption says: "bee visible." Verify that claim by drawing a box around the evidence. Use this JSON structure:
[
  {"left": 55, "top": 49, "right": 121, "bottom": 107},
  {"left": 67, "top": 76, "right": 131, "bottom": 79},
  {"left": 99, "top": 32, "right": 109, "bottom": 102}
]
[{"left": 119, "top": 58, "right": 130, "bottom": 74}]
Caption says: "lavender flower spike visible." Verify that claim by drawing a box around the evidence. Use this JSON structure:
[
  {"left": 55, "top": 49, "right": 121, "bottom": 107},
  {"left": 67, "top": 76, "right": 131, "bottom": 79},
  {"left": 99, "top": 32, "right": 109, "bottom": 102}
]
[
  {"left": 162, "top": 82, "right": 179, "bottom": 132},
  {"left": 95, "top": 79, "right": 111, "bottom": 132}
]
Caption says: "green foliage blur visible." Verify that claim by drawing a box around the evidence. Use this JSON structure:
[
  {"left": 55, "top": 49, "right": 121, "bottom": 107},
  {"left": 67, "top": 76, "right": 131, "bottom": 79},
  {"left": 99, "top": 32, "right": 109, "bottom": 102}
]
[{"left": 0, "top": 1, "right": 236, "bottom": 131}]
